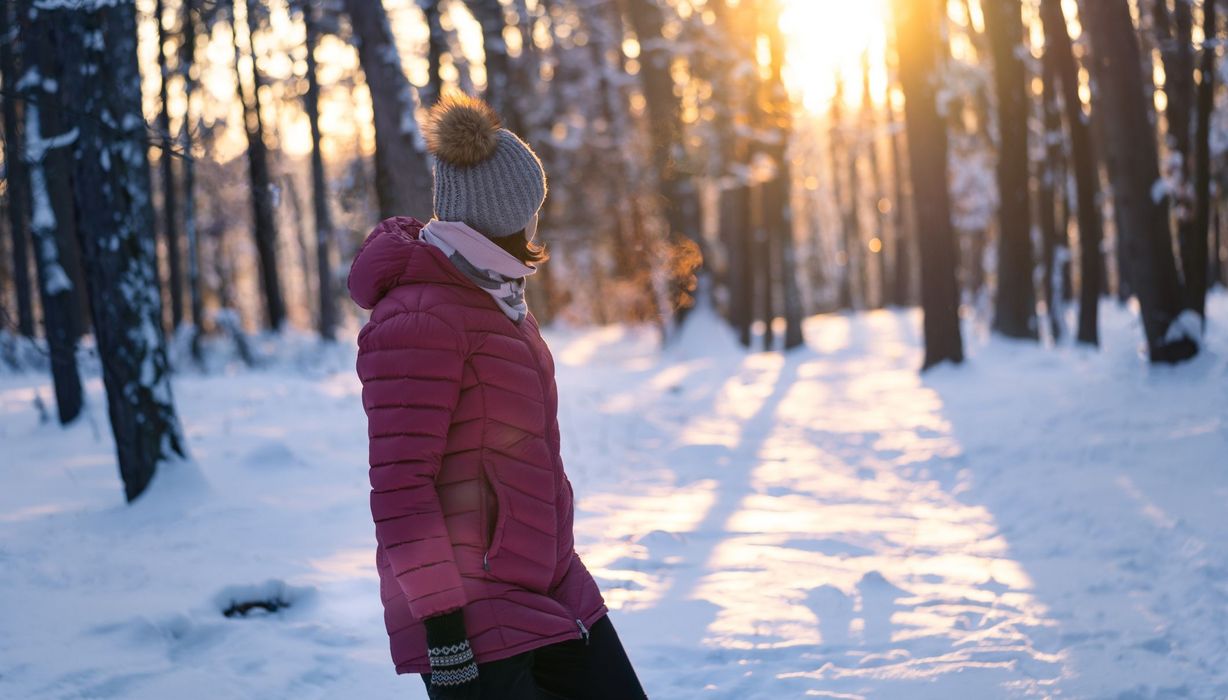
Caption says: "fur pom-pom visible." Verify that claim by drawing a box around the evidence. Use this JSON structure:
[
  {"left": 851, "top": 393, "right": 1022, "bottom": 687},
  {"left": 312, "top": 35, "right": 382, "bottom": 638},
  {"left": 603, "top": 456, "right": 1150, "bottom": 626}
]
[{"left": 424, "top": 94, "right": 502, "bottom": 167}]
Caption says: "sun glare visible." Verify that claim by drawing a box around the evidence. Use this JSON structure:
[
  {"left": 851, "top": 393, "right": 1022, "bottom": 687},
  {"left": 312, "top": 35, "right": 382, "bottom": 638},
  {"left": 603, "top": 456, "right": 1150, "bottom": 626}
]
[{"left": 779, "top": 0, "right": 891, "bottom": 112}]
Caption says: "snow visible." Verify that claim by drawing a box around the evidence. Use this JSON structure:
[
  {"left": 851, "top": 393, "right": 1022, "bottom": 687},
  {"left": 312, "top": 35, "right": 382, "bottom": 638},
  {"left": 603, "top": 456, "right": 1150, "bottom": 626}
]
[
  {"left": 2, "top": 296, "right": 1228, "bottom": 698},
  {"left": 1165, "top": 308, "right": 1204, "bottom": 346}
]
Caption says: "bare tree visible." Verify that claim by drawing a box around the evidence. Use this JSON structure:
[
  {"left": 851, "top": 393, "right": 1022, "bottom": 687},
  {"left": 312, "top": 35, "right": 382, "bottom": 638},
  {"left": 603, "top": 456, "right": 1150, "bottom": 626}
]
[
  {"left": 1039, "top": 0, "right": 1103, "bottom": 345},
  {"left": 1081, "top": 0, "right": 1196, "bottom": 362},
  {"left": 861, "top": 52, "right": 887, "bottom": 309},
  {"left": 1038, "top": 44, "right": 1067, "bottom": 340},
  {"left": 418, "top": 0, "right": 447, "bottom": 107},
  {"left": 467, "top": 0, "right": 512, "bottom": 116},
  {"left": 343, "top": 0, "right": 433, "bottom": 220},
  {"left": 181, "top": 0, "right": 205, "bottom": 359},
  {"left": 299, "top": 0, "right": 338, "bottom": 340},
  {"left": 893, "top": 0, "right": 964, "bottom": 368},
  {"left": 20, "top": 2, "right": 82, "bottom": 424},
  {"left": 54, "top": 0, "right": 188, "bottom": 501},
  {"left": 626, "top": 0, "right": 703, "bottom": 322},
  {"left": 1190, "top": 0, "right": 1218, "bottom": 319},
  {"left": 983, "top": 0, "right": 1037, "bottom": 339},
  {"left": 829, "top": 75, "right": 858, "bottom": 310},
  {"left": 154, "top": 0, "right": 184, "bottom": 330},
  {"left": 232, "top": 0, "right": 286, "bottom": 329},
  {"left": 0, "top": 0, "right": 34, "bottom": 338}
]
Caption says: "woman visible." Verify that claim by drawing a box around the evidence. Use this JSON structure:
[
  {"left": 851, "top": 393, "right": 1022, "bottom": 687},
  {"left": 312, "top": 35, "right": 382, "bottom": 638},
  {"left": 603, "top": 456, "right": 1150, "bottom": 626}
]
[{"left": 348, "top": 94, "right": 648, "bottom": 699}]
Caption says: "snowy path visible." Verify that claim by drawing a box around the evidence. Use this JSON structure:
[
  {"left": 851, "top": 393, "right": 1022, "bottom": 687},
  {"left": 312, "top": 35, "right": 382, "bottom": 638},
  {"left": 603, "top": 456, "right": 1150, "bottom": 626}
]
[{"left": 2, "top": 300, "right": 1228, "bottom": 699}]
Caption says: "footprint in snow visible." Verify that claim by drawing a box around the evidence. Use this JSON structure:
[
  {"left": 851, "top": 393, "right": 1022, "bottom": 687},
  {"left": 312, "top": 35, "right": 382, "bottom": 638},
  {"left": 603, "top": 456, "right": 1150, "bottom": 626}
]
[
  {"left": 805, "top": 584, "right": 855, "bottom": 648},
  {"left": 858, "top": 571, "right": 909, "bottom": 647}
]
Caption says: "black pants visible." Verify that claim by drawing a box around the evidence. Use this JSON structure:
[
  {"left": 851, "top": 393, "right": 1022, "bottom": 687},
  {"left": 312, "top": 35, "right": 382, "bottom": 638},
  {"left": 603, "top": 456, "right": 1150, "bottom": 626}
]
[{"left": 422, "top": 615, "right": 647, "bottom": 699}]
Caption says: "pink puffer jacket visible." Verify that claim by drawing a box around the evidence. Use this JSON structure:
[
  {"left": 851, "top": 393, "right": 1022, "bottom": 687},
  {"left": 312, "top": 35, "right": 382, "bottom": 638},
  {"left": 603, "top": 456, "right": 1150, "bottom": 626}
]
[{"left": 349, "top": 217, "right": 607, "bottom": 674}]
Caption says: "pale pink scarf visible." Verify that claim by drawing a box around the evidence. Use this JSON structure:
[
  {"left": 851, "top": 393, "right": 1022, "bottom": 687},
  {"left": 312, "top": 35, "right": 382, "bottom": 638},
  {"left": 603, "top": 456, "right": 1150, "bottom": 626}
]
[{"left": 420, "top": 219, "right": 537, "bottom": 323}]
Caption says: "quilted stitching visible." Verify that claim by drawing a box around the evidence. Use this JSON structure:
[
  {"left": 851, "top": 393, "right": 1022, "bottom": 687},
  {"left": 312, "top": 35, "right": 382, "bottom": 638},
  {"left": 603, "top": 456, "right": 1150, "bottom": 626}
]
[{"left": 351, "top": 218, "right": 607, "bottom": 674}]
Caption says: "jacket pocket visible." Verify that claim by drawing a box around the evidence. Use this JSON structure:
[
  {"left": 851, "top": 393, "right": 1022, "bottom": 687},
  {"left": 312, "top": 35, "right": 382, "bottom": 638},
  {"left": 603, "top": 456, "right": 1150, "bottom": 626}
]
[{"left": 481, "top": 461, "right": 508, "bottom": 568}]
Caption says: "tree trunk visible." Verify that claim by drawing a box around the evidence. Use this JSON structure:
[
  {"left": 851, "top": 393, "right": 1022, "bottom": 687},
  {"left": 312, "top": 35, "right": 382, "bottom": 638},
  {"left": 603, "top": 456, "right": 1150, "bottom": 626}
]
[
  {"left": 418, "top": 0, "right": 446, "bottom": 107},
  {"left": 20, "top": 2, "right": 83, "bottom": 424},
  {"left": 1039, "top": 47, "right": 1065, "bottom": 341},
  {"left": 181, "top": 0, "right": 204, "bottom": 360},
  {"left": 887, "top": 83, "right": 913, "bottom": 307},
  {"left": 862, "top": 53, "right": 887, "bottom": 310},
  {"left": 343, "top": 0, "right": 434, "bottom": 220},
  {"left": 55, "top": 0, "right": 188, "bottom": 501},
  {"left": 1155, "top": 0, "right": 1209, "bottom": 321},
  {"left": 304, "top": 4, "right": 337, "bottom": 341},
  {"left": 760, "top": 0, "right": 803, "bottom": 349},
  {"left": 467, "top": 0, "right": 512, "bottom": 116},
  {"left": 829, "top": 78, "right": 856, "bottom": 310},
  {"left": 1, "top": 0, "right": 34, "bottom": 338},
  {"left": 1040, "top": 0, "right": 1102, "bottom": 345},
  {"left": 1082, "top": 0, "right": 1196, "bottom": 362},
  {"left": 232, "top": 0, "right": 285, "bottom": 330},
  {"left": 893, "top": 0, "right": 964, "bottom": 369},
  {"left": 155, "top": 0, "right": 184, "bottom": 330},
  {"left": 625, "top": 0, "right": 702, "bottom": 323},
  {"left": 1190, "top": 0, "right": 1217, "bottom": 318},
  {"left": 983, "top": 0, "right": 1037, "bottom": 339}
]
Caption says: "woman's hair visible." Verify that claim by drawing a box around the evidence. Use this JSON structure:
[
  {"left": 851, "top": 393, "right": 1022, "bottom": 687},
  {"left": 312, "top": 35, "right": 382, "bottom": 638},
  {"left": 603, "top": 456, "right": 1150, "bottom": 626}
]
[{"left": 493, "top": 230, "right": 550, "bottom": 265}]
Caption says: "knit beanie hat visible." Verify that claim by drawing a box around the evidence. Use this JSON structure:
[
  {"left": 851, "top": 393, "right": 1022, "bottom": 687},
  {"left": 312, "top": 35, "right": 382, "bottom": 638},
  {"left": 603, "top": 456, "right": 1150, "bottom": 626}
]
[{"left": 423, "top": 94, "right": 547, "bottom": 239}]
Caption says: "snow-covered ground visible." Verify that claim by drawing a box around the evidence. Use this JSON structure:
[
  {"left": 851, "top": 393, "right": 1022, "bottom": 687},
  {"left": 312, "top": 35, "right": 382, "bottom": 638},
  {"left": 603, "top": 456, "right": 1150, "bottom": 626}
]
[{"left": 2, "top": 297, "right": 1227, "bottom": 699}]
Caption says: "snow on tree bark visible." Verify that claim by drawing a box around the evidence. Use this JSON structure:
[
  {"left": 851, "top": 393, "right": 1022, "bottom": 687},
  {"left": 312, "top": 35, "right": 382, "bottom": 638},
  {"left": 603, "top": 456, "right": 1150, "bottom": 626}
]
[
  {"left": 19, "top": 3, "right": 82, "bottom": 424},
  {"left": 54, "top": 0, "right": 188, "bottom": 501},
  {"left": 343, "top": 0, "right": 433, "bottom": 221},
  {"left": 892, "top": 0, "right": 964, "bottom": 369},
  {"left": 1081, "top": 0, "right": 1197, "bottom": 362},
  {"left": 983, "top": 0, "right": 1038, "bottom": 340}
]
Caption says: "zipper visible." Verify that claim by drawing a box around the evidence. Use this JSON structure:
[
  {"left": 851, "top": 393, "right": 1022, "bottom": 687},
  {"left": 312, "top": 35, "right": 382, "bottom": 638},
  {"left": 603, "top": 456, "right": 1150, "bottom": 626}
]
[
  {"left": 483, "top": 551, "right": 490, "bottom": 571},
  {"left": 517, "top": 318, "right": 589, "bottom": 643}
]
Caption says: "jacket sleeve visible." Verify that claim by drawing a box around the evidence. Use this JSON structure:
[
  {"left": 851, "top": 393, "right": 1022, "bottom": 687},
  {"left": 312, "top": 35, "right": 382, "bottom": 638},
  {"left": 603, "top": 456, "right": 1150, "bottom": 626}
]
[{"left": 357, "top": 309, "right": 468, "bottom": 619}]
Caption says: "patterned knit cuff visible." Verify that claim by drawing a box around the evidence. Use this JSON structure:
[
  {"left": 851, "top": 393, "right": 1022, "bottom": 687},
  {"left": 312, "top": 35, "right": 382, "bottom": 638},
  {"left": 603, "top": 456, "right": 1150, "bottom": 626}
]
[{"left": 425, "top": 610, "right": 478, "bottom": 688}]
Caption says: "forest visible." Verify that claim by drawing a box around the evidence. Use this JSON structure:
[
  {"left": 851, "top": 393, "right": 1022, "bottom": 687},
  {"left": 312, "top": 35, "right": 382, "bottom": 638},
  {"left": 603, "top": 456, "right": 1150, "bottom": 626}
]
[
  {"left": 2, "top": 0, "right": 1227, "bottom": 492},
  {"left": 2, "top": 0, "right": 1228, "bottom": 698}
]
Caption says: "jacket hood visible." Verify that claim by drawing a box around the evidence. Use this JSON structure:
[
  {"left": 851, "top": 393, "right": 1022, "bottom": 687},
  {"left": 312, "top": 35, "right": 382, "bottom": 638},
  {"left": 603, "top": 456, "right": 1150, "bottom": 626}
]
[{"left": 347, "top": 216, "right": 473, "bottom": 310}]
